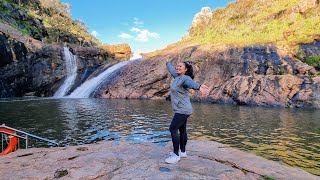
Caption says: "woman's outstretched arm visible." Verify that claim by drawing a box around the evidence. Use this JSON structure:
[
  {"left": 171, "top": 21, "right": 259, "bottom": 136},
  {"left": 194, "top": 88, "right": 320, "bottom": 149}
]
[
  {"left": 166, "top": 61, "right": 178, "bottom": 78},
  {"left": 184, "top": 77, "right": 209, "bottom": 95}
]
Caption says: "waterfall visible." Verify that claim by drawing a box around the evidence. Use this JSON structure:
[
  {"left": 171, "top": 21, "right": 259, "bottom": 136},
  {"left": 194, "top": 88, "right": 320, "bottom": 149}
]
[
  {"left": 53, "top": 47, "right": 78, "bottom": 97},
  {"left": 130, "top": 52, "right": 142, "bottom": 60},
  {"left": 68, "top": 61, "right": 129, "bottom": 98}
]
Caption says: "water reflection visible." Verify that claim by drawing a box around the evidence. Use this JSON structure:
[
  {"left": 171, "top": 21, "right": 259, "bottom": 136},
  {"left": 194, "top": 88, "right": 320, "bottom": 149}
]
[
  {"left": 0, "top": 98, "right": 319, "bottom": 175},
  {"left": 189, "top": 103, "right": 320, "bottom": 175},
  {"left": 53, "top": 99, "right": 172, "bottom": 145}
]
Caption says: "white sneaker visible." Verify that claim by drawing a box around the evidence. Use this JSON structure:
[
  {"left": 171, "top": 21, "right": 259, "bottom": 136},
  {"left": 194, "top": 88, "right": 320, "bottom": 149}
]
[
  {"left": 165, "top": 153, "right": 180, "bottom": 164},
  {"left": 180, "top": 151, "right": 187, "bottom": 158},
  {"left": 169, "top": 150, "right": 187, "bottom": 158}
]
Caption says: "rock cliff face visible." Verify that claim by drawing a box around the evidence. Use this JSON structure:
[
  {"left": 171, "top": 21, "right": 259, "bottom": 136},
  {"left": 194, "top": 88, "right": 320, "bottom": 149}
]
[
  {"left": 100, "top": 43, "right": 320, "bottom": 108},
  {"left": 0, "top": 26, "right": 56, "bottom": 97},
  {"left": 0, "top": 23, "right": 132, "bottom": 98}
]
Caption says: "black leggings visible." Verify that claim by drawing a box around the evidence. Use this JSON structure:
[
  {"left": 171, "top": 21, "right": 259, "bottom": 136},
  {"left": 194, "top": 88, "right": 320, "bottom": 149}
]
[{"left": 169, "top": 113, "right": 190, "bottom": 156}]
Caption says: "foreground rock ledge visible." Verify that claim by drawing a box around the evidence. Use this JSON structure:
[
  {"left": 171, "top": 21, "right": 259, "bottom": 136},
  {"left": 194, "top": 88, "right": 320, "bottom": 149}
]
[{"left": 0, "top": 141, "right": 318, "bottom": 180}]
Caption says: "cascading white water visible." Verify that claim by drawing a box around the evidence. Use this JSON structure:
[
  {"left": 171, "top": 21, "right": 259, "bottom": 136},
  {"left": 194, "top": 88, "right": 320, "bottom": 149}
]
[
  {"left": 130, "top": 52, "right": 142, "bottom": 60},
  {"left": 68, "top": 61, "right": 129, "bottom": 98},
  {"left": 53, "top": 47, "right": 78, "bottom": 97}
]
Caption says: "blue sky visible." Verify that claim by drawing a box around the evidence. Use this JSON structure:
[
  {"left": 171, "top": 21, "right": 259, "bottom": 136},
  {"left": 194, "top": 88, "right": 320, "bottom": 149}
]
[{"left": 61, "top": 0, "right": 234, "bottom": 54}]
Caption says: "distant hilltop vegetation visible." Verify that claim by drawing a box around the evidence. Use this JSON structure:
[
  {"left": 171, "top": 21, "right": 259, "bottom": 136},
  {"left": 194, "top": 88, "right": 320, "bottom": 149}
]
[
  {"left": 185, "top": 0, "right": 320, "bottom": 48},
  {"left": 0, "top": 0, "right": 100, "bottom": 46}
]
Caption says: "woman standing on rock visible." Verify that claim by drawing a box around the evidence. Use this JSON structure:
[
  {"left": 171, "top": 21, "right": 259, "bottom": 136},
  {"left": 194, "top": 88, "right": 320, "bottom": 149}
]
[{"left": 165, "top": 60, "right": 209, "bottom": 164}]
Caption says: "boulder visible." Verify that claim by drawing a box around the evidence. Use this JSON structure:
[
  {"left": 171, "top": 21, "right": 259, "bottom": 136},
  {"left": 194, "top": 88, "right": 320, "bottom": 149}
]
[{"left": 101, "top": 44, "right": 132, "bottom": 61}]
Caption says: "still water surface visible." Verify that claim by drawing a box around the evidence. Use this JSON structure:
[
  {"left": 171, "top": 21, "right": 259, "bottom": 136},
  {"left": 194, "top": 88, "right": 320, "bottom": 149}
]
[{"left": 0, "top": 98, "right": 319, "bottom": 175}]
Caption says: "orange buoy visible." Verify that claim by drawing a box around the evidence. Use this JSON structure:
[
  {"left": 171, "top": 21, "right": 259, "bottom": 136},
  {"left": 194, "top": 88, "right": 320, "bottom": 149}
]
[{"left": 0, "top": 127, "right": 18, "bottom": 156}]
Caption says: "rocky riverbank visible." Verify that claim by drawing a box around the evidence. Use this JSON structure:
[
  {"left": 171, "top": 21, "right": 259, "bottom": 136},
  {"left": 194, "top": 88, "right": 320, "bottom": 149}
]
[
  {"left": 100, "top": 42, "right": 320, "bottom": 108},
  {"left": 0, "top": 140, "right": 318, "bottom": 180}
]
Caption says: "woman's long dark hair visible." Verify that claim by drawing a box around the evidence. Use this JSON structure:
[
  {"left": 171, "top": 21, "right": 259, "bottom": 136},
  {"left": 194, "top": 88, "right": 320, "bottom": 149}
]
[{"left": 184, "top": 61, "right": 194, "bottom": 79}]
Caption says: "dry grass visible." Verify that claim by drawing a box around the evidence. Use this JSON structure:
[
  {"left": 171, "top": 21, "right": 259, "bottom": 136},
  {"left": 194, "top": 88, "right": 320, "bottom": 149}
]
[{"left": 186, "top": 0, "right": 320, "bottom": 48}]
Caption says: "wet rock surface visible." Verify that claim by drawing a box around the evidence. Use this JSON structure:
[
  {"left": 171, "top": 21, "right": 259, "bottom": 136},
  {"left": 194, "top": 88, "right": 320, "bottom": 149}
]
[{"left": 0, "top": 140, "right": 318, "bottom": 180}]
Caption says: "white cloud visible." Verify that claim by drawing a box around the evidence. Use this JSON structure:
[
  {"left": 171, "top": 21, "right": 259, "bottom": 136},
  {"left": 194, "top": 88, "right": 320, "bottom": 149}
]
[
  {"left": 118, "top": 33, "right": 133, "bottom": 39},
  {"left": 136, "top": 30, "right": 160, "bottom": 42},
  {"left": 130, "top": 27, "right": 141, "bottom": 33},
  {"left": 133, "top": 17, "right": 144, "bottom": 26},
  {"left": 130, "top": 27, "right": 160, "bottom": 42},
  {"left": 91, "top": 30, "right": 99, "bottom": 37}
]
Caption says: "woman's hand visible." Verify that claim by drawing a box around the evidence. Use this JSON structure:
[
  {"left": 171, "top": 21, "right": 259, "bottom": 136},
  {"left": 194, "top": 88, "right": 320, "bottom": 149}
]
[{"left": 199, "top": 84, "right": 209, "bottom": 96}]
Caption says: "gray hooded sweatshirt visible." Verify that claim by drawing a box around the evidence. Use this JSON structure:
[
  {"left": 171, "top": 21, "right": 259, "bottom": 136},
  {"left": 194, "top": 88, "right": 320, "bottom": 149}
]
[{"left": 166, "top": 62, "right": 201, "bottom": 115}]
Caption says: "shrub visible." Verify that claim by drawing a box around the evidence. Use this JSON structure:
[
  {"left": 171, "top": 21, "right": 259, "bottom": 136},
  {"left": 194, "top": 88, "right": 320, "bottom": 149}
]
[
  {"left": 305, "top": 56, "right": 320, "bottom": 69},
  {"left": 296, "top": 50, "right": 305, "bottom": 60}
]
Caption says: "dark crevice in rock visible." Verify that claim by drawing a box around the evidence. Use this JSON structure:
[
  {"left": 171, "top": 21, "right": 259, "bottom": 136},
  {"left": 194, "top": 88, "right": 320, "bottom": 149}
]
[
  {"left": 67, "top": 155, "right": 79, "bottom": 160},
  {"left": 92, "top": 173, "right": 109, "bottom": 180},
  {"left": 76, "top": 147, "right": 88, "bottom": 151},
  {"left": 17, "top": 153, "right": 33, "bottom": 157},
  {"left": 54, "top": 169, "right": 68, "bottom": 179},
  {"left": 198, "top": 155, "right": 264, "bottom": 177},
  {"left": 153, "top": 88, "right": 170, "bottom": 97},
  {"left": 106, "top": 162, "right": 124, "bottom": 179}
]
